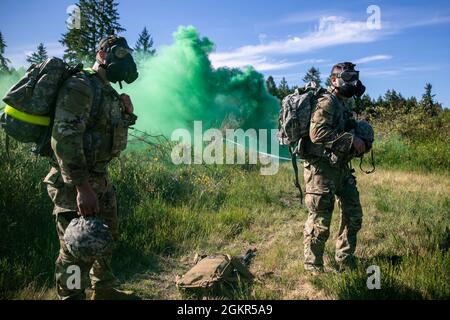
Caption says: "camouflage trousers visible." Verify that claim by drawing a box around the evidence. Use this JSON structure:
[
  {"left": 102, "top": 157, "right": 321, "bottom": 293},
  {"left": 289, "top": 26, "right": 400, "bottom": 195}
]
[
  {"left": 303, "top": 160, "right": 363, "bottom": 269},
  {"left": 45, "top": 168, "right": 119, "bottom": 300}
]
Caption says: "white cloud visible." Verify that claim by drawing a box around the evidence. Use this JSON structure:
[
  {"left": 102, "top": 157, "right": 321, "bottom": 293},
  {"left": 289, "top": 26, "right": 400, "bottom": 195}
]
[
  {"left": 210, "top": 16, "right": 385, "bottom": 72},
  {"left": 6, "top": 42, "right": 65, "bottom": 68},
  {"left": 211, "top": 54, "right": 327, "bottom": 72},
  {"left": 361, "top": 65, "right": 440, "bottom": 78},
  {"left": 258, "top": 33, "right": 267, "bottom": 44},
  {"left": 211, "top": 55, "right": 301, "bottom": 71},
  {"left": 401, "top": 15, "right": 450, "bottom": 29},
  {"left": 354, "top": 55, "right": 392, "bottom": 64},
  {"left": 274, "top": 9, "right": 349, "bottom": 26}
]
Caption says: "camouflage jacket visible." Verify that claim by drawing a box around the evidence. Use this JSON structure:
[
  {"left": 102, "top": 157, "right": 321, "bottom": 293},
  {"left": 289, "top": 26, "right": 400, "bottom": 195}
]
[
  {"left": 47, "top": 69, "right": 135, "bottom": 187},
  {"left": 303, "top": 89, "right": 355, "bottom": 165}
]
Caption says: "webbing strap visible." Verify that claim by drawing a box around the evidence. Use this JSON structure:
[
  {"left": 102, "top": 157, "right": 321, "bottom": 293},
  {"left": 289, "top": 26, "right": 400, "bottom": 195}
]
[
  {"left": 360, "top": 150, "right": 376, "bottom": 174},
  {"left": 4, "top": 105, "right": 51, "bottom": 126},
  {"left": 289, "top": 146, "right": 304, "bottom": 205}
]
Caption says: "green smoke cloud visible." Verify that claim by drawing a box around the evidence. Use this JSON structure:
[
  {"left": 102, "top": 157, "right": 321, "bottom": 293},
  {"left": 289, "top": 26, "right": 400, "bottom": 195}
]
[
  {"left": 0, "top": 26, "right": 280, "bottom": 144},
  {"left": 0, "top": 68, "right": 26, "bottom": 104},
  {"left": 118, "top": 26, "right": 279, "bottom": 136}
]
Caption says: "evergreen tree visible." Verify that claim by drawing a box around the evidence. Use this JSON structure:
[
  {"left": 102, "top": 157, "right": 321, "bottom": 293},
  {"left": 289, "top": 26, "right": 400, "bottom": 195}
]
[
  {"left": 325, "top": 76, "right": 332, "bottom": 88},
  {"left": 278, "top": 77, "right": 291, "bottom": 99},
  {"left": 384, "top": 90, "right": 402, "bottom": 109},
  {"left": 265, "top": 76, "right": 278, "bottom": 98},
  {"left": 60, "top": 0, "right": 125, "bottom": 64},
  {"left": 420, "top": 83, "right": 439, "bottom": 116},
  {"left": 134, "top": 27, "right": 156, "bottom": 56},
  {"left": 303, "top": 66, "right": 322, "bottom": 87},
  {"left": 354, "top": 94, "right": 375, "bottom": 116},
  {"left": 0, "top": 31, "right": 10, "bottom": 73},
  {"left": 26, "top": 43, "right": 48, "bottom": 65},
  {"left": 134, "top": 27, "right": 156, "bottom": 65},
  {"left": 405, "top": 96, "right": 418, "bottom": 114}
]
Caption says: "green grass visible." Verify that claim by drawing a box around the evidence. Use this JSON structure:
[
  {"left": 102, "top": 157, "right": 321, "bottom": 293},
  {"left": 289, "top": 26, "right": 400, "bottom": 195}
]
[{"left": 0, "top": 131, "right": 449, "bottom": 300}]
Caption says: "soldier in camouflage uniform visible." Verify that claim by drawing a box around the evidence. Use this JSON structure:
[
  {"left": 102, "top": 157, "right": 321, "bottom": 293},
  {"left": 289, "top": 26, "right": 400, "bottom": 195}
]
[
  {"left": 44, "top": 36, "right": 138, "bottom": 300},
  {"left": 302, "top": 62, "right": 368, "bottom": 273}
]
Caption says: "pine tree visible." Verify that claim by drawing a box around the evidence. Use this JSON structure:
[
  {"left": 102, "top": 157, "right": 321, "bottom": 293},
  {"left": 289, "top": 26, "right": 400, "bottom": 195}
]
[
  {"left": 26, "top": 43, "right": 48, "bottom": 65},
  {"left": 265, "top": 76, "right": 278, "bottom": 98},
  {"left": 60, "top": 0, "right": 125, "bottom": 64},
  {"left": 421, "top": 83, "right": 439, "bottom": 116},
  {"left": 354, "top": 94, "right": 375, "bottom": 116},
  {"left": 278, "top": 77, "right": 290, "bottom": 99},
  {"left": 0, "top": 31, "right": 10, "bottom": 73},
  {"left": 134, "top": 27, "right": 156, "bottom": 56},
  {"left": 134, "top": 27, "right": 156, "bottom": 65},
  {"left": 303, "top": 67, "right": 322, "bottom": 87}
]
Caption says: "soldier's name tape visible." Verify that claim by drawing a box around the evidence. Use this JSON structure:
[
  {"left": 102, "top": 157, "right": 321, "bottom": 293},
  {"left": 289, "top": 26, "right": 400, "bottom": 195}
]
[{"left": 4, "top": 104, "right": 51, "bottom": 126}]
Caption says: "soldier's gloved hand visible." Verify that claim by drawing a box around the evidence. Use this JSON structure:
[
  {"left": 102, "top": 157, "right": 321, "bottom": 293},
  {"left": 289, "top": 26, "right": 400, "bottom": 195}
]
[
  {"left": 120, "top": 93, "right": 134, "bottom": 114},
  {"left": 76, "top": 181, "right": 99, "bottom": 217},
  {"left": 353, "top": 136, "right": 366, "bottom": 156}
]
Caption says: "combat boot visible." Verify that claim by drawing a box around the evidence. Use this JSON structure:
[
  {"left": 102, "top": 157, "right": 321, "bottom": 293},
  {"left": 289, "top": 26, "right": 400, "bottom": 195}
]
[
  {"left": 336, "top": 257, "right": 357, "bottom": 272},
  {"left": 304, "top": 264, "right": 324, "bottom": 276},
  {"left": 91, "top": 288, "right": 140, "bottom": 300}
]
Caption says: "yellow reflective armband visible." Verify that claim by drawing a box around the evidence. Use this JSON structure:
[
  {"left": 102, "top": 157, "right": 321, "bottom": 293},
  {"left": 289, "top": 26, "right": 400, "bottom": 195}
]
[{"left": 4, "top": 105, "right": 51, "bottom": 126}]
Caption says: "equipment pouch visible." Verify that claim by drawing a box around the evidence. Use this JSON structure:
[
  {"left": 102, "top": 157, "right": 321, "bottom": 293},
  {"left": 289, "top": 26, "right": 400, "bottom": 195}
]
[{"left": 111, "top": 113, "right": 136, "bottom": 156}]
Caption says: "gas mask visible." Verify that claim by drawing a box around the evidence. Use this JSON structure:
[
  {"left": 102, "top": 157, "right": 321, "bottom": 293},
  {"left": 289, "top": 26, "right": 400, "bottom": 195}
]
[
  {"left": 333, "top": 65, "right": 366, "bottom": 98},
  {"left": 101, "top": 43, "right": 139, "bottom": 88}
]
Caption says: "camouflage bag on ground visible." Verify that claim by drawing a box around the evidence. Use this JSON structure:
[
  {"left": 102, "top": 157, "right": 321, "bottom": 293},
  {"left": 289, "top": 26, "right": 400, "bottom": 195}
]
[
  {"left": 176, "top": 251, "right": 255, "bottom": 298},
  {"left": 0, "top": 57, "right": 83, "bottom": 156},
  {"left": 278, "top": 82, "right": 326, "bottom": 203}
]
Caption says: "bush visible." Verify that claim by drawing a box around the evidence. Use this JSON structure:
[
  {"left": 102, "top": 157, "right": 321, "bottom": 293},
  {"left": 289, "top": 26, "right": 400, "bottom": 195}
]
[{"left": 371, "top": 110, "right": 450, "bottom": 172}]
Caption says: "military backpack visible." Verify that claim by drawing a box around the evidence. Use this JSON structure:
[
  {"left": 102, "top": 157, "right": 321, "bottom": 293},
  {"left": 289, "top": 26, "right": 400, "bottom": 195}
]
[
  {"left": 0, "top": 57, "right": 93, "bottom": 156},
  {"left": 176, "top": 251, "right": 255, "bottom": 298},
  {"left": 278, "top": 82, "right": 326, "bottom": 202}
]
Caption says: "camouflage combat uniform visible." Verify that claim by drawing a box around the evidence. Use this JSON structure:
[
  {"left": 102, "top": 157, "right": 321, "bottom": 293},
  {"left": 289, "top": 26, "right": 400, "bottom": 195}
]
[
  {"left": 302, "top": 89, "right": 363, "bottom": 271},
  {"left": 43, "top": 69, "right": 133, "bottom": 300}
]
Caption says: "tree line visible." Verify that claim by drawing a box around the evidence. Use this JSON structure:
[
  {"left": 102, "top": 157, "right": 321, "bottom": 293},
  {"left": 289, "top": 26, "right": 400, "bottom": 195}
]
[
  {"left": 0, "top": 0, "right": 445, "bottom": 120},
  {"left": 0, "top": 0, "right": 156, "bottom": 72}
]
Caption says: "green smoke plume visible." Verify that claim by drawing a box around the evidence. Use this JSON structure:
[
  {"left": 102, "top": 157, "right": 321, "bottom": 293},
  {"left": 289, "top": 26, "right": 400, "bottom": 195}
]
[
  {"left": 118, "top": 26, "right": 279, "bottom": 136},
  {"left": 0, "top": 26, "right": 280, "bottom": 142},
  {"left": 0, "top": 68, "right": 26, "bottom": 104}
]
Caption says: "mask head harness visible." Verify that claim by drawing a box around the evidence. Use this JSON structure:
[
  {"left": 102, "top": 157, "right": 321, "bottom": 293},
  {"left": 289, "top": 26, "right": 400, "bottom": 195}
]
[
  {"left": 331, "top": 62, "right": 366, "bottom": 98},
  {"left": 97, "top": 36, "right": 139, "bottom": 89}
]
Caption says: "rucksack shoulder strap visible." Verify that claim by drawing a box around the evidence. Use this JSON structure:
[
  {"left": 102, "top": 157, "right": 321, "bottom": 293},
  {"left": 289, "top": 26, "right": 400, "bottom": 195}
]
[{"left": 81, "top": 69, "right": 104, "bottom": 125}]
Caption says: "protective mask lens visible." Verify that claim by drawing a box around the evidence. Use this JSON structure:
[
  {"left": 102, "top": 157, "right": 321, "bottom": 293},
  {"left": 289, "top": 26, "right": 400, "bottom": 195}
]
[
  {"left": 340, "top": 71, "right": 359, "bottom": 82},
  {"left": 113, "top": 46, "right": 133, "bottom": 59}
]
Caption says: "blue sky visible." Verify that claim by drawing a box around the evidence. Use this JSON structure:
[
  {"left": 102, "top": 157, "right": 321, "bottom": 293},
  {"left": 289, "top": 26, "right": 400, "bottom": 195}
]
[{"left": 1, "top": 0, "right": 449, "bottom": 106}]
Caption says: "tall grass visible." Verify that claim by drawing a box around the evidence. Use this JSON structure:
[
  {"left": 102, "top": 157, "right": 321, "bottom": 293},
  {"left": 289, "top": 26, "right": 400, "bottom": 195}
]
[
  {"left": 0, "top": 123, "right": 449, "bottom": 299},
  {"left": 0, "top": 134, "right": 264, "bottom": 297}
]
